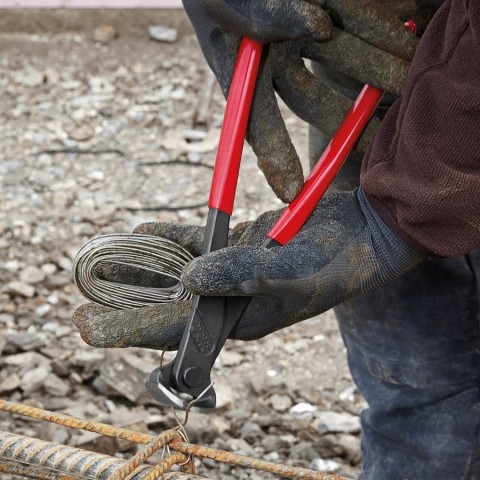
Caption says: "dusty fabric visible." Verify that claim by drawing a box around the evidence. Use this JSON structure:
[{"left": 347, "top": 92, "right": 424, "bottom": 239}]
[{"left": 361, "top": 0, "right": 480, "bottom": 256}]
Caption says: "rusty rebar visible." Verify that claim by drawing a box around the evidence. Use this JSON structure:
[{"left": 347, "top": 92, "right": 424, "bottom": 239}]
[
  {"left": 170, "top": 441, "right": 343, "bottom": 480},
  {"left": 0, "top": 461, "right": 78, "bottom": 479},
  {"left": 0, "top": 400, "right": 152, "bottom": 445},
  {"left": 0, "top": 400, "right": 347, "bottom": 480},
  {"left": 107, "top": 430, "right": 189, "bottom": 480},
  {"left": 0, "top": 460, "right": 204, "bottom": 480},
  {"left": 0, "top": 431, "right": 155, "bottom": 480}
]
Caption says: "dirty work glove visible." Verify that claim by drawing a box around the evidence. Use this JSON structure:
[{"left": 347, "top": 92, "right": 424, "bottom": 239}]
[
  {"left": 73, "top": 189, "right": 423, "bottom": 349},
  {"left": 184, "top": 0, "right": 418, "bottom": 202}
]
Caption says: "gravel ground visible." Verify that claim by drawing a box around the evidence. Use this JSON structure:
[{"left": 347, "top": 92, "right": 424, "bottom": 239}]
[{"left": 0, "top": 12, "right": 365, "bottom": 479}]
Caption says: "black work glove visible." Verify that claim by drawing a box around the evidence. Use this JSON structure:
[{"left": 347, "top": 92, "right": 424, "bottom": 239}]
[
  {"left": 184, "top": 0, "right": 418, "bottom": 202},
  {"left": 73, "top": 189, "right": 423, "bottom": 349}
]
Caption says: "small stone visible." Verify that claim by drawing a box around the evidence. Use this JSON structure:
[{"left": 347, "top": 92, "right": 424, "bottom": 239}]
[
  {"left": 183, "top": 129, "right": 207, "bottom": 142},
  {"left": 4, "top": 351, "right": 50, "bottom": 368},
  {"left": 21, "top": 366, "right": 50, "bottom": 394},
  {"left": 0, "top": 238, "right": 9, "bottom": 249},
  {"left": 310, "top": 458, "right": 341, "bottom": 473},
  {"left": 215, "top": 383, "right": 235, "bottom": 411},
  {"left": 55, "top": 326, "right": 72, "bottom": 338},
  {"left": 52, "top": 428, "right": 70, "bottom": 445},
  {"left": 16, "top": 69, "right": 45, "bottom": 88},
  {"left": 315, "top": 411, "right": 361, "bottom": 435},
  {"left": 240, "top": 421, "right": 263, "bottom": 441},
  {"left": 89, "top": 77, "right": 115, "bottom": 94},
  {"left": 41, "top": 263, "right": 57, "bottom": 275},
  {"left": 4, "top": 260, "right": 20, "bottom": 272},
  {"left": 19, "top": 265, "right": 46, "bottom": 284},
  {"left": 185, "top": 129, "right": 220, "bottom": 153},
  {"left": 44, "top": 68, "right": 60, "bottom": 84},
  {"left": 270, "top": 393, "right": 293, "bottom": 412},
  {"left": 57, "top": 256, "right": 72, "bottom": 272},
  {"left": 148, "top": 25, "right": 178, "bottom": 43},
  {"left": 264, "top": 452, "right": 280, "bottom": 462},
  {"left": 69, "top": 372, "right": 83, "bottom": 384},
  {"left": 59, "top": 80, "right": 82, "bottom": 90},
  {"left": 44, "top": 374, "right": 70, "bottom": 396},
  {"left": 70, "top": 350, "right": 105, "bottom": 369},
  {"left": 3, "top": 281, "right": 35, "bottom": 298},
  {"left": 68, "top": 126, "right": 94, "bottom": 141},
  {"left": 219, "top": 350, "right": 243, "bottom": 367},
  {"left": 7, "top": 332, "right": 45, "bottom": 351},
  {"left": 82, "top": 205, "right": 117, "bottom": 226},
  {"left": 35, "top": 304, "right": 51, "bottom": 317},
  {"left": 94, "top": 25, "right": 117, "bottom": 43},
  {"left": 290, "top": 402, "right": 317, "bottom": 416},
  {"left": 261, "top": 434, "right": 288, "bottom": 452},
  {"left": 45, "top": 273, "right": 70, "bottom": 289},
  {"left": 0, "top": 373, "right": 21, "bottom": 393},
  {"left": 52, "top": 359, "right": 70, "bottom": 377},
  {"left": 95, "top": 351, "right": 152, "bottom": 402},
  {"left": 87, "top": 170, "right": 105, "bottom": 181},
  {"left": 0, "top": 314, "right": 15, "bottom": 325}
]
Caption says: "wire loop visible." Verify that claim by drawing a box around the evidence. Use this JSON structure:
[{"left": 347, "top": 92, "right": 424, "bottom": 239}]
[{"left": 73, "top": 233, "right": 194, "bottom": 309}]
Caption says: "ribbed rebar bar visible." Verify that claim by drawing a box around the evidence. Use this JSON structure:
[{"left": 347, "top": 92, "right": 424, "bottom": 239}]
[
  {"left": 0, "top": 460, "right": 204, "bottom": 480},
  {"left": 0, "top": 460, "right": 78, "bottom": 479},
  {"left": 73, "top": 233, "right": 193, "bottom": 309}
]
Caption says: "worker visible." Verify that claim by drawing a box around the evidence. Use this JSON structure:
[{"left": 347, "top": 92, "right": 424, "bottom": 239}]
[{"left": 73, "top": 0, "right": 480, "bottom": 478}]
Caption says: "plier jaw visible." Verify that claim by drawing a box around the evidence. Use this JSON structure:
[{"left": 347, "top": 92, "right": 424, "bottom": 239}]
[
  {"left": 146, "top": 362, "right": 216, "bottom": 412},
  {"left": 146, "top": 282, "right": 250, "bottom": 412}
]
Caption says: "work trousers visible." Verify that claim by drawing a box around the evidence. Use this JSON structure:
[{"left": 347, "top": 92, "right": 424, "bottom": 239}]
[{"left": 310, "top": 129, "right": 480, "bottom": 480}]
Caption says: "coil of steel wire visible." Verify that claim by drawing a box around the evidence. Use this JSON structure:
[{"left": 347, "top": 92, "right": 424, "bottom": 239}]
[{"left": 73, "top": 233, "right": 194, "bottom": 309}]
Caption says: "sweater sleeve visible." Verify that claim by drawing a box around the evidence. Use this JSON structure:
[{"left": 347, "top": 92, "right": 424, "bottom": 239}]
[{"left": 360, "top": 0, "right": 480, "bottom": 257}]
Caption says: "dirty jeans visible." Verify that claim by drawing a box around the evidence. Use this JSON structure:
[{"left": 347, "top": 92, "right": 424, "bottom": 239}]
[
  {"left": 336, "top": 256, "right": 480, "bottom": 479},
  {"left": 310, "top": 107, "right": 480, "bottom": 479}
]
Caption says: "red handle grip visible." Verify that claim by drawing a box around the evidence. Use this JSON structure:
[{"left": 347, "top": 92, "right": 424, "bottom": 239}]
[{"left": 208, "top": 38, "right": 263, "bottom": 215}]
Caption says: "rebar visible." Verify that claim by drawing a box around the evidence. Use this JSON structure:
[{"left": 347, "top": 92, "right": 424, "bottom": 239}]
[
  {"left": 0, "top": 431, "right": 153, "bottom": 480},
  {"left": 0, "top": 400, "right": 346, "bottom": 480},
  {"left": 72, "top": 233, "right": 193, "bottom": 309},
  {"left": 0, "top": 461, "right": 77, "bottom": 480},
  {"left": 0, "top": 461, "right": 202, "bottom": 480}
]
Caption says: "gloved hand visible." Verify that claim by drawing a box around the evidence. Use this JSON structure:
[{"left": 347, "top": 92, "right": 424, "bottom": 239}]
[
  {"left": 73, "top": 189, "right": 423, "bottom": 349},
  {"left": 184, "top": 0, "right": 418, "bottom": 202}
]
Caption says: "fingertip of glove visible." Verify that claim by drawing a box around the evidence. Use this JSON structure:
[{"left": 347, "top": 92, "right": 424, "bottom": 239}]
[
  {"left": 275, "top": 176, "right": 304, "bottom": 204},
  {"left": 72, "top": 303, "right": 106, "bottom": 326},
  {"left": 256, "top": 153, "right": 304, "bottom": 203},
  {"left": 181, "top": 258, "right": 205, "bottom": 295},
  {"left": 133, "top": 222, "right": 164, "bottom": 236},
  {"left": 72, "top": 303, "right": 113, "bottom": 347},
  {"left": 181, "top": 255, "right": 235, "bottom": 296}
]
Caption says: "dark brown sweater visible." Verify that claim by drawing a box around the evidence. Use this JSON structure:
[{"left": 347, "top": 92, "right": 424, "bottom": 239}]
[{"left": 361, "top": 0, "right": 480, "bottom": 257}]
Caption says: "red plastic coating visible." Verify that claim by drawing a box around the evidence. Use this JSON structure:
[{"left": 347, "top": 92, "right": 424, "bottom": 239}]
[
  {"left": 208, "top": 38, "right": 263, "bottom": 214},
  {"left": 267, "top": 85, "right": 383, "bottom": 245}
]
